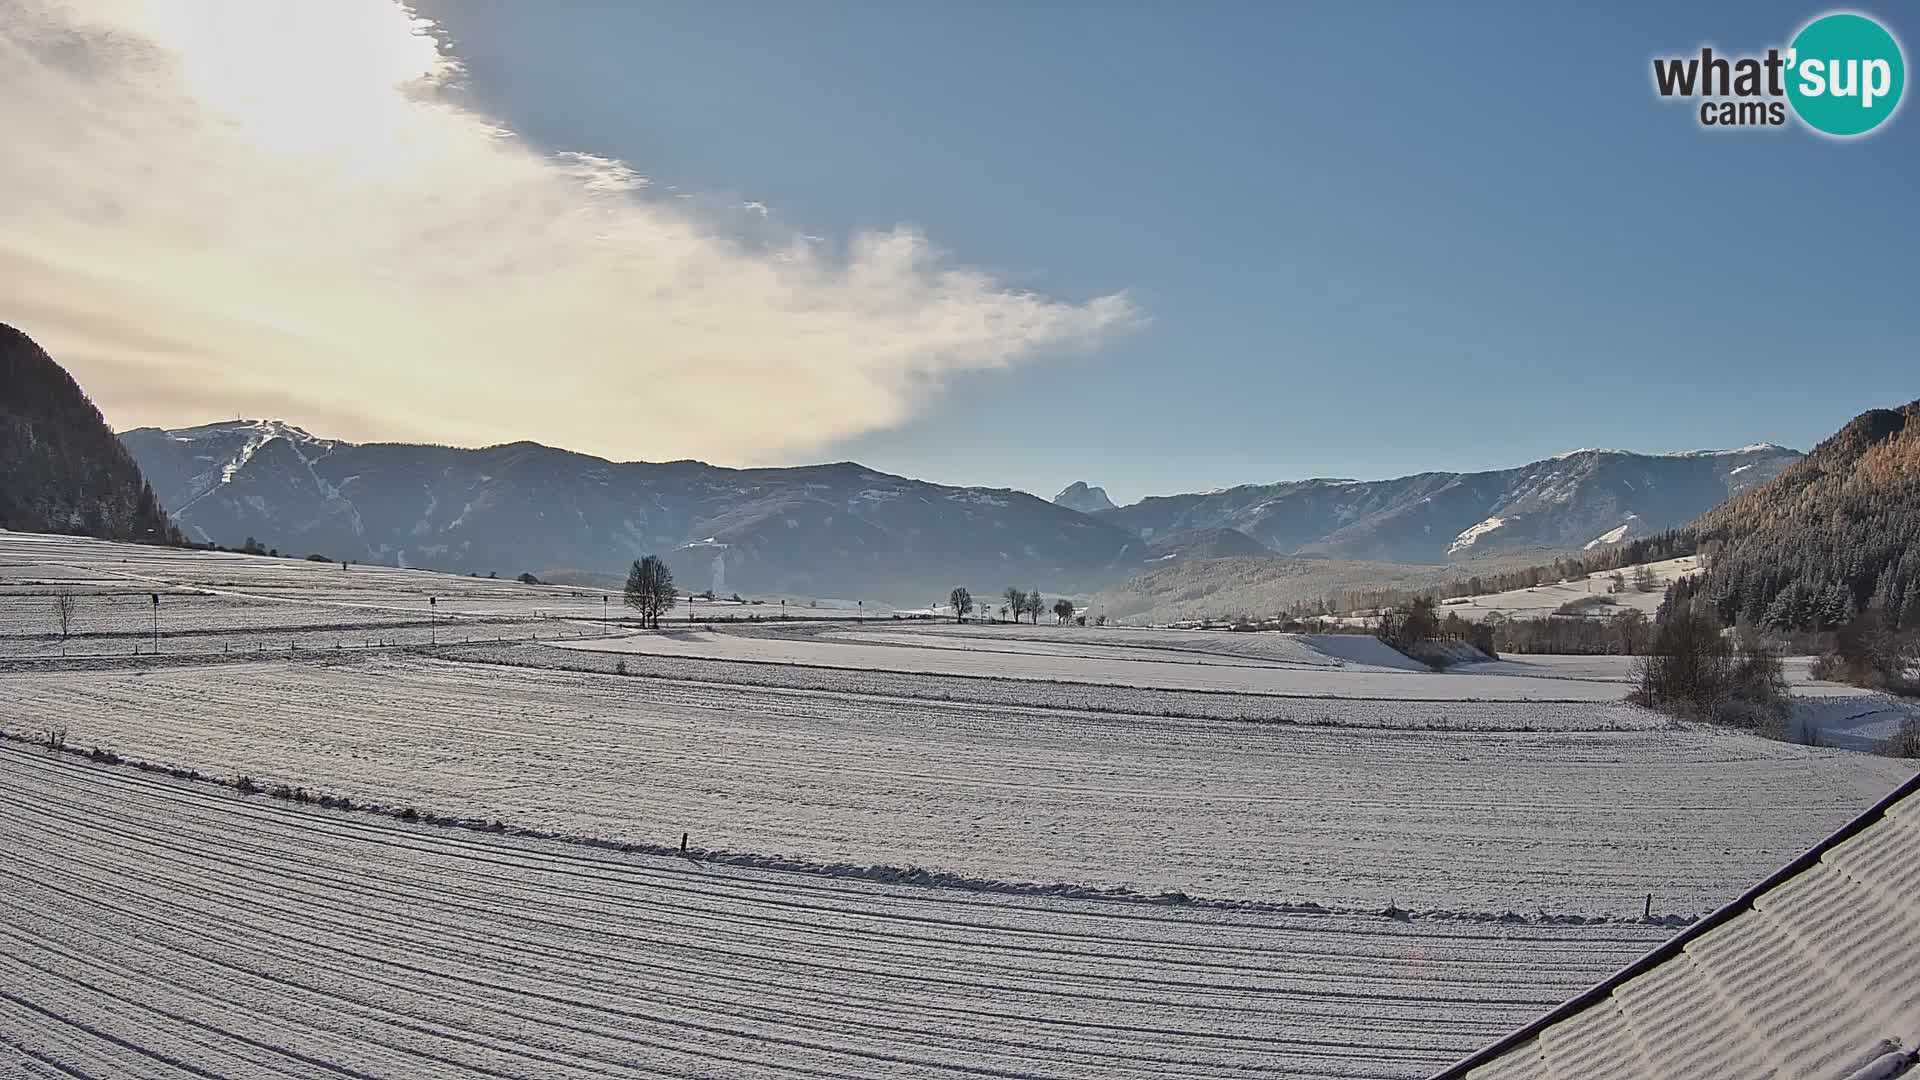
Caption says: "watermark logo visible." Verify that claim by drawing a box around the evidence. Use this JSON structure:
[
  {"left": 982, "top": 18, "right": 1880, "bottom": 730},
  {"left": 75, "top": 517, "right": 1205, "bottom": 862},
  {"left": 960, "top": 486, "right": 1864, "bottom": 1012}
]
[{"left": 1652, "top": 11, "right": 1905, "bottom": 136}]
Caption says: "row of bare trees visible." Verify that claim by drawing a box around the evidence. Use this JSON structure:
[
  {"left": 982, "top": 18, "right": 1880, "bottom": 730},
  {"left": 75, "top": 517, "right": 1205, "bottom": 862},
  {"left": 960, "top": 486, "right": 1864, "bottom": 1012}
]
[{"left": 945, "top": 586, "right": 1082, "bottom": 625}]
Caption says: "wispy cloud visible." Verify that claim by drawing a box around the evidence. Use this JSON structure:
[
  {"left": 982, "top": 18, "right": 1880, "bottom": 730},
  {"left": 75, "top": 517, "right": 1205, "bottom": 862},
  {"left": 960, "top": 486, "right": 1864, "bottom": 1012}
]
[{"left": 0, "top": 0, "right": 1135, "bottom": 462}]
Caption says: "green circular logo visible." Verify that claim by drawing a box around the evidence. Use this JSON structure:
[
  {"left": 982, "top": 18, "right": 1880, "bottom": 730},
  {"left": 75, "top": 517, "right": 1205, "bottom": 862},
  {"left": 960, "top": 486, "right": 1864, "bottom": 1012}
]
[{"left": 1787, "top": 13, "right": 1905, "bottom": 136}]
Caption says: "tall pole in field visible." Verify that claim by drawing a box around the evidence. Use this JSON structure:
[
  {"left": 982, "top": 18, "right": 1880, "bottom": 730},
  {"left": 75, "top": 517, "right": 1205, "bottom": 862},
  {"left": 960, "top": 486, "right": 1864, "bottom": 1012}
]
[
  {"left": 429, "top": 595, "right": 436, "bottom": 645},
  {"left": 602, "top": 594, "right": 608, "bottom": 631},
  {"left": 149, "top": 592, "right": 159, "bottom": 652}
]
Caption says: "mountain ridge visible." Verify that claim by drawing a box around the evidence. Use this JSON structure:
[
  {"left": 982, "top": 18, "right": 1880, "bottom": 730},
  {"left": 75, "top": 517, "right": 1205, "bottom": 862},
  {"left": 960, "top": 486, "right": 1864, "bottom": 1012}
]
[
  {"left": 1, "top": 324, "right": 180, "bottom": 544},
  {"left": 120, "top": 419, "right": 1147, "bottom": 604},
  {"left": 1682, "top": 399, "right": 1920, "bottom": 632},
  {"left": 1092, "top": 445, "right": 1799, "bottom": 564},
  {"left": 124, "top": 415, "right": 1802, "bottom": 604}
]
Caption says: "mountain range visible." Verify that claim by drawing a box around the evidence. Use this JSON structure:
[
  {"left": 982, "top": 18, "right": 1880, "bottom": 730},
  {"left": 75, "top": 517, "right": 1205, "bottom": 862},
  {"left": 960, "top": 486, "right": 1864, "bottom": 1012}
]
[
  {"left": 121, "top": 414, "right": 1800, "bottom": 603},
  {"left": 119, "top": 420, "right": 1145, "bottom": 603},
  {"left": 1061, "top": 444, "right": 1797, "bottom": 564},
  {"left": 0, "top": 322, "right": 1819, "bottom": 606}
]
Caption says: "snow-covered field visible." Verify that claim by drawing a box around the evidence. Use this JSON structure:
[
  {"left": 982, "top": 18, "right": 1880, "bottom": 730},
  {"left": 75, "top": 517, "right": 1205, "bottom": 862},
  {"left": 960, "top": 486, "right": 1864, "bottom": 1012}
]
[
  {"left": 0, "top": 743, "right": 1677, "bottom": 1078},
  {"left": 553, "top": 626, "right": 1637, "bottom": 701},
  {"left": 2, "top": 532, "right": 1915, "bottom": 1077},
  {"left": 5, "top": 653, "right": 1907, "bottom": 914},
  {"left": 1433, "top": 556, "right": 1702, "bottom": 623}
]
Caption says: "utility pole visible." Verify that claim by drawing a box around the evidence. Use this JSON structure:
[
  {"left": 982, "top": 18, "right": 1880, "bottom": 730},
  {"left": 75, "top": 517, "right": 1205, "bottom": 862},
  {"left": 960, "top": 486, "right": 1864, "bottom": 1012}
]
[
  {"left": 602, "top": 594, "right": 608, "bottom": 631},
  {"left": 149, "top": 593, "right": 159, "bottom": 652},
  {"left": 429, "top": 596, "right": 437, "bottom": 645}
]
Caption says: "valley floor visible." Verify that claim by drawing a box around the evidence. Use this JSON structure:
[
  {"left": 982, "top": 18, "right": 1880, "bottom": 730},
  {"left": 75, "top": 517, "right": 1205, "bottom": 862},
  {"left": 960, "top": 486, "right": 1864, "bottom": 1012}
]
[{"left": 1, "top": 532, "right": 1913, "bottom": 1078}]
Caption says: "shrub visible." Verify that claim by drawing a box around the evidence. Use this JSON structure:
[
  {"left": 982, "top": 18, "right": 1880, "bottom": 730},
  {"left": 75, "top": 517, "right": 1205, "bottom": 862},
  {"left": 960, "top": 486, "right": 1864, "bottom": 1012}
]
[
  {"left": 1634, "top": 611, "right": 1791, "bottom": 737},
  {"left": 235, "top": 775, "right": 259, "bottom": 794},
  {"left": 1883, "top": 716, "right": 1920, "bottom": 758},
  {"left": 1554, "top": 595, "right": 1618, "bottom": 615},
  {"left": 614, "top": 659, "right": 629, "bottom": 676},
  {"left": 1827, "top": 612, "right": 1916, "bottom": 690},
  {"left": 1631, "top": 607, "right": 1730, "bottom": 719}
]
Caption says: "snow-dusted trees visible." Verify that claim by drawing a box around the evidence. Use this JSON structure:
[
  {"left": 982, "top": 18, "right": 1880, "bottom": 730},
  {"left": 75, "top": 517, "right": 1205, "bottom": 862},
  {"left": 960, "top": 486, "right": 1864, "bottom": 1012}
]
[
  {"left": 1052, "top": 598, "right": 1074, "bottom": 625},
  {"left": 948, "top": 587, "right": 973, "bottom": 623},
  {"left": 1376, "top": 596, "right": 1439, "bottom": 652},
  {"left": 624, "top": 555, "right": 677, "bottom": 629},
  {"left": 1002, "top": 588, "right": 1026, "bottom": 624},
  {"left": 1023, "top": 588, "right": 1044, "bottom": 624}
]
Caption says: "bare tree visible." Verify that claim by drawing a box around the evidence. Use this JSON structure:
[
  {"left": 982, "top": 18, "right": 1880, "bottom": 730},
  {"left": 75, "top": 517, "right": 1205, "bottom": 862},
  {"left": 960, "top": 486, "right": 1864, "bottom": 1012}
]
[
  {"left": 1615, "top": 608, "right": 1651, "bottom": 655},
  {"left": 625, "top": 555, "right": 678, "bottom": 629},
  {"left": 948, "top": 587, "right": 973, "bottom": 623},
  {"left": 1631, "top": 606, "right": 1730, "bottom": 719},
  {"left": 1024, "top": 588, "right": 1044, "bottom": 624},
  {"left": 51, "top": 589, "right": 76, "bottom": 643},
  {"left": 1052, "top": 598, "right": 1074, "bottom": 624},
  {"left": 1003, "top": 588, "right": 1026, "bottom": 624}
]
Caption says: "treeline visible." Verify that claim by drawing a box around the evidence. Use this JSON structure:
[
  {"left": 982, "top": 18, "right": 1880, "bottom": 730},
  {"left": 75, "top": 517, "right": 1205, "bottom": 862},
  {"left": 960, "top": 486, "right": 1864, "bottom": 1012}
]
[{"left": 1488, "top": 610, "right": 1651, "bottom": 656}]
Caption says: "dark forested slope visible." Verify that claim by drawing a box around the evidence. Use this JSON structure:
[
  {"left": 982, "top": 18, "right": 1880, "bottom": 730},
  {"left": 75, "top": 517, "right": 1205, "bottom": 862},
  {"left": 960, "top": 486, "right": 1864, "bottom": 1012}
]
[
  {"left": 1684, "top": 400, "right": 1920, "bottom": 631},
  {"left": 0, "top": 324, "right": 179, "bottom": 542}
]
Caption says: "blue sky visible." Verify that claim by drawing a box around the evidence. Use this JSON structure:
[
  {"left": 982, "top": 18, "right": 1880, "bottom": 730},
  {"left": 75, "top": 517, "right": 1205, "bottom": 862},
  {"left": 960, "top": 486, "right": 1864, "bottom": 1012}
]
[{"left": 412, "top": 1, "right": 1915, "bottom": 503}]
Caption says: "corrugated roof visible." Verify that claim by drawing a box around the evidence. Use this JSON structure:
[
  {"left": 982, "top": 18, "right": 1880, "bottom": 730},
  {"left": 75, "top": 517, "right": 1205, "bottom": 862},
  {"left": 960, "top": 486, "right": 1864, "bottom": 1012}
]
[{"left": 1431, "top": 770, "right": 1920, "bottom": 1080}]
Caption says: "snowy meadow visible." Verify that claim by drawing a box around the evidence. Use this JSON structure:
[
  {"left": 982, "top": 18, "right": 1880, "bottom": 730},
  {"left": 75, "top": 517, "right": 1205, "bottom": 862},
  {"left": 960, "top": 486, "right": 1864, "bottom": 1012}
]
[{"left": 0, "top": 531, "right": 1911, "bottom": 1078}]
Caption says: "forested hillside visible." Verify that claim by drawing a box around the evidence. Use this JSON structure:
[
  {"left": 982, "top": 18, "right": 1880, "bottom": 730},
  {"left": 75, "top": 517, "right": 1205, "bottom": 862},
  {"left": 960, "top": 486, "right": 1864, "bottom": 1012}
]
[
  {"left": 1684, "top": 400, "right": 1920, "bottom": 632},
  {"left": 0, "top": 324, "right": 180, "bottom": 542}
]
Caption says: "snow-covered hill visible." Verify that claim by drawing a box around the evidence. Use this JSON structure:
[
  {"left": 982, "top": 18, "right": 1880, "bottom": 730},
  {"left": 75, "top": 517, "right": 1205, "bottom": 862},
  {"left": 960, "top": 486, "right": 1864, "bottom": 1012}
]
[{"left": 1434, "top": 555, "right": 1702, "bottom": 622}]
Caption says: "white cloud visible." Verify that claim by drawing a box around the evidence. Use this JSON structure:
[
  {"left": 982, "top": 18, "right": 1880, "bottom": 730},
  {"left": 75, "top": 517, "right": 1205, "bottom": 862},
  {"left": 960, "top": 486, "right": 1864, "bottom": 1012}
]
[{"left": 0, "top": 0, "right": 1136, "bottom": 462}]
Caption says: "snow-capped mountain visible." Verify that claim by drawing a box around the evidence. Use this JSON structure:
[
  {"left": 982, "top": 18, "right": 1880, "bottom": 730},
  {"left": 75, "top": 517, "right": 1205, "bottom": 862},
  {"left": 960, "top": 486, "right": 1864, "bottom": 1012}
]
[
  {"left": 120, "top": 415, "right": 1801, "bottom": 600},
  {"left": 1097, "top": 446, "right": 1800, "bottom": 564},
  {"left": 120, "top": 422, "right": 1144, "bottom": 602}
]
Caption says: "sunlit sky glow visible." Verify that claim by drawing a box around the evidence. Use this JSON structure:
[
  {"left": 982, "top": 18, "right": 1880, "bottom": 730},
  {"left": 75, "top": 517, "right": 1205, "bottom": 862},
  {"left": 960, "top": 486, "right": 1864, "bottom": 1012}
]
[
  {"left": 0, "top": 0, "right": 1133, "bottom": 464},
  {"left": 3, "top": 1, "right": 1913, "bottom": 501}
]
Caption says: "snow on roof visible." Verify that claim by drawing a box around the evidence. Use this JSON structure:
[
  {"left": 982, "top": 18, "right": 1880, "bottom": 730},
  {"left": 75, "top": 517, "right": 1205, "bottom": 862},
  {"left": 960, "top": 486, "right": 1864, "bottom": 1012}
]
[{"left": 1431, "top": 771, "right": 1920, "bottom": 1079}]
